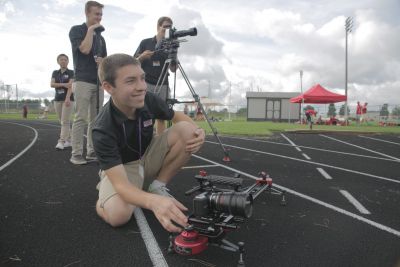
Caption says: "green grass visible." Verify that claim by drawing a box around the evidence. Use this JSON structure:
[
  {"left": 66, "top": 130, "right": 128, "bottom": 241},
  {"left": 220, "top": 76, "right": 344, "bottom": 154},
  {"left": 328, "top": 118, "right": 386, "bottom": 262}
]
[
  {"left": 0, "top": 113, "right": 58, "bottom": 121},
  {"left": 1, "top": 113, "right": 399, "bottom": 136},
  {"left": 195, "top": 120, "right": 400, "bottom": 136}
]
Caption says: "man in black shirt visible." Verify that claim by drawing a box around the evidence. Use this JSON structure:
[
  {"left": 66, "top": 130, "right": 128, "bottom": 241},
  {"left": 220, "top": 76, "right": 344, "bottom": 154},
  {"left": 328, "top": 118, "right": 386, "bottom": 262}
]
[
  {"left": 50, "top": 53, "right": 74, "bottom": 150},
  {"left": 135, "top": 16, "right": 176, "bottom": 135},
  {"left": 93, "top": 54, "right": 205, "bottom": 232},
  {"left": 69, "top": 1, "right": 107, "bottom": 165}
]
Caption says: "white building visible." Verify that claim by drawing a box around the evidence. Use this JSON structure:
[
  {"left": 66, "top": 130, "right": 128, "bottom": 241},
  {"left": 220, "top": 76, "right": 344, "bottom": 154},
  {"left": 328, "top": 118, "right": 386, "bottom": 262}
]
[{"left": 246, "top": 92, "right": 301, "bottom": 122}]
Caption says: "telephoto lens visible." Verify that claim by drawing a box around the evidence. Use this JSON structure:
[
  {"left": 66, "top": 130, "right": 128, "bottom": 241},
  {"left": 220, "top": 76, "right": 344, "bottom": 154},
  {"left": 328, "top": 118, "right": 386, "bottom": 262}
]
[{"left": 209, "top": 192, "right": 253, "bottom": 218}]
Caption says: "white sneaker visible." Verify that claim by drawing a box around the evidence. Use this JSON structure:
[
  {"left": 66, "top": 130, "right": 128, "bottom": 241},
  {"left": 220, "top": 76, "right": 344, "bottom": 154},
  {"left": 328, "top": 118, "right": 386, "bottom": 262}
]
[
  {"left": 70, "top": 155, "right": 87, "bottom": 165},
  {"left": 55, "top": 142, "right": 64, "bottom": 150},
  {"left": 64, "top": 141, "right": 72, "bottom": 148},
  {"left": 148, "top": 180, "right": 174, "bottom": 198}
]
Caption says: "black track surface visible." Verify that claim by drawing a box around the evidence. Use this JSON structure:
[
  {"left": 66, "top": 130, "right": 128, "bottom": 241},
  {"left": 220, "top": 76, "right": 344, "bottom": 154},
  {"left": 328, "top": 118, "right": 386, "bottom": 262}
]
[{"left": 1, "top": 120, "right": 400, "bottom": 267}]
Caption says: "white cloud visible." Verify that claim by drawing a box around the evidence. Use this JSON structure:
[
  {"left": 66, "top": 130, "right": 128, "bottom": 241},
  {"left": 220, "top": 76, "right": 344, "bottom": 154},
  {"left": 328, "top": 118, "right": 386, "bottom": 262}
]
[
  {"left": 4, "top": 2, "right": 15, "bottom": 13},
  {"left": 0, "top": 0, "right": 399, "bottom": 109},
  {"left": 0, "top": 1, "right": 15, "bottom": 26}
]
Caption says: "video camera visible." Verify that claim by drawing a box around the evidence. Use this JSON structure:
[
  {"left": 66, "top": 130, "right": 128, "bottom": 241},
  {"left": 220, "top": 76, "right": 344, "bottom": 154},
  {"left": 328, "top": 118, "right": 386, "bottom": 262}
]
[
  {"left": 156, "top": 27, "right": 197, "bottom": 56},
  {"left": 168, "top": 170, "right": 287, "bottom": 266}
]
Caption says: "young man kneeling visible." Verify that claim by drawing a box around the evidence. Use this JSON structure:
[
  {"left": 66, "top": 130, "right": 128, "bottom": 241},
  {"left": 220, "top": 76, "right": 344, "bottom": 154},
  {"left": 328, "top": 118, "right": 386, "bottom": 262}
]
[{"left": 93, "top": 53, "right": 205, "bottom": 232}]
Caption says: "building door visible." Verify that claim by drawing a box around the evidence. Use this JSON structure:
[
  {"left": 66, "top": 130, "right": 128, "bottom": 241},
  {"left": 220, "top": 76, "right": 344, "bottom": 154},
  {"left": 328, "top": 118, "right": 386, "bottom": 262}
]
[{"left": 266, "top": 99, "right": 281, "bottom": 120}]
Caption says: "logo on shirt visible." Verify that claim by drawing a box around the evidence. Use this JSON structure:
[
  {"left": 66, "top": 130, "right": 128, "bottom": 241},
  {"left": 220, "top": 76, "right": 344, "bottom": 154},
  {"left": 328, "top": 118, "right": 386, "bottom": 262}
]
[{"left": 143, "top": 119, "right": 153, "bottom": 128}]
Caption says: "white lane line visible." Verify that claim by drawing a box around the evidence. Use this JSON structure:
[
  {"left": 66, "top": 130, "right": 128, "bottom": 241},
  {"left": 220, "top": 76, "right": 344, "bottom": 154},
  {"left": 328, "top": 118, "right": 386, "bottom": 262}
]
[
  {"left": 205, "top": 140, "right": 400, "bottom": 184},
  {"left": 20, "top": 121, "right": 166, "bottom": 265},
  {"left": 221, "top": 135, "right": 398, "bottom": 163},
  {"left": 182, "top": 164, "right": 218, "bottom": 169},
  {"left": 1, "top": 121, "right": 168, "bottom": 265},
  {"left": 280, "top": 133, "right": 302, "bottom": 152},
  {"left": 27, "top": 121, "right": 60, "bottom": 128},
  {"left": 27, "top": 121, "right": 88, "bottom": 139},
  {"left": 192, "top": 154, "right": 400, "bottom": 238},
  {"left": 316, "top": 168, "right": 332, "bottom": 180},
  {"left": 359, "top": 135, "right": 400, "bottom": 146},
  {"left": 134, "top": 208, "right": 168, "bottom": 267},
  {"left": 302, "top": 153, "right": 311, "bottom": 160},
  {"left": 339, "top": 190, "right": 371, "bottom": 214},
  {"left": 320, "top": 134, "right": 400, "bottom": 161},
  {"left": 0, "top": 122, "right": 38, "bottom": 172}
]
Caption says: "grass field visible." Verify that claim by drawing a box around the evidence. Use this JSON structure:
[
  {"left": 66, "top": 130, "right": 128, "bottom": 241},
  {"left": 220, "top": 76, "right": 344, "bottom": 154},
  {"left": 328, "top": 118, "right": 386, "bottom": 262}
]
[
  {"left": 195, "top": 119, "right": 400, "bottom": 135},
  {"left": 1, "top": 112, "right": 399, "bottom": 136}
]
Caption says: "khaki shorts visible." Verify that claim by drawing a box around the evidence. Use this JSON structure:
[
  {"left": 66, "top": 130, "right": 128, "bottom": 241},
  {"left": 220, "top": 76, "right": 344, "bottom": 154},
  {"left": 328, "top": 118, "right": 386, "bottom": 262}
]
[{"left": 97, "top": 129, "right": 170, "bottom": 207}]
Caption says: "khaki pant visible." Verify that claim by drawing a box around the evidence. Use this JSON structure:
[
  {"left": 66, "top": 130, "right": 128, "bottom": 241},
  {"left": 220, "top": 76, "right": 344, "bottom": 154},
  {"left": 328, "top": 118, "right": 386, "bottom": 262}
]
[
  {"left": 146, "top": 83, "right": 169, "bottom": 102},
  {"left": 53, "top": 101, "right": 73, "bottom": 142},
  {"left": 71, "top": 81, "right": 104, "bottom": 157},
  {"left": 97, "top": 129, "right": 170, "bottom": 207}
]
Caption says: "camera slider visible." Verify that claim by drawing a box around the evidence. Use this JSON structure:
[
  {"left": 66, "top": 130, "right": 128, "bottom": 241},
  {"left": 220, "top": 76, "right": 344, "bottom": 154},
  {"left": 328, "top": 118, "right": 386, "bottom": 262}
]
[{"left": 168, "top": 171, "right": 287, "bottom": 266}]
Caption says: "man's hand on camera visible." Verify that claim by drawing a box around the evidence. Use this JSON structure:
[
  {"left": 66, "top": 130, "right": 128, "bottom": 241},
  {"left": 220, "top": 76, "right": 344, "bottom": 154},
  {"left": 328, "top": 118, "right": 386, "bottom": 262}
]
[
  {"left": 186, "top": 128, "right": 205, "bottom": 153},
  {"left": 150, "top": 194, "right": 188, "bottom": 232},
  {"left": 138, "top": 50, "right": 154, "bottom": 62}
]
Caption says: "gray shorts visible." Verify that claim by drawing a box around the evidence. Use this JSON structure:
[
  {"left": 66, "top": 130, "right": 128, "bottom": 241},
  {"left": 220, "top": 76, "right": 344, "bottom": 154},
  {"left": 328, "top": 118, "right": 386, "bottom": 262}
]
[{"left": 97, "top": 129, "right": 170, "bottom": 207}]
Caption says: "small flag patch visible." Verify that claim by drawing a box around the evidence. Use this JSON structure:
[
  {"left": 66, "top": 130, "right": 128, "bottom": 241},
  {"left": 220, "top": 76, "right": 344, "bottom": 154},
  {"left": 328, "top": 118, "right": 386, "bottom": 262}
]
[{"left": 143, "top": 119, "right": 153, "bottom": 127}]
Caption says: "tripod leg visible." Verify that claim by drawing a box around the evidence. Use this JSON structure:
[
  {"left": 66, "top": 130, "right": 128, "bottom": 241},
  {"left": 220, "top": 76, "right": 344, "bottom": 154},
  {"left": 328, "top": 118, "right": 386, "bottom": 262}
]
[
  {"left": 155, "top": 60, "right": 170, "bottom": 95},
  {"left": 177, "top": 63, "right": 231, "bottom": 161}
]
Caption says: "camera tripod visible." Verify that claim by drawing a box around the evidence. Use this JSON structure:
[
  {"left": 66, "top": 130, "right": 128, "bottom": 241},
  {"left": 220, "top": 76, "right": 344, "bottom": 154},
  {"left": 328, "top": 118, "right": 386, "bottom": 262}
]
[{"left": 154, "top": 45, "right": 231, "bottom": 161}]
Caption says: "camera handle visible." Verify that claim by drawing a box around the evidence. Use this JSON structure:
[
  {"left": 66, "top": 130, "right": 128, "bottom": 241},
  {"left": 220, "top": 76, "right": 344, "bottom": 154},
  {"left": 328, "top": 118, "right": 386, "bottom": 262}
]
[{"left": 154, "top": 56, "right": 231, "bottom": 162}]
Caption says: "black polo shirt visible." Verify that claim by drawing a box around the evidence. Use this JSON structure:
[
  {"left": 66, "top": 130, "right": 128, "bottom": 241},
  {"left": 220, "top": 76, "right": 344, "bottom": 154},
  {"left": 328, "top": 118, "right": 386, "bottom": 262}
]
[
  {"left": 134, "top": 36, "right": 169, "bottom": 85},
  {"left": 92, "top": 92, "right": 175, "bottom": 171},
  {"left": 69, "top": 23, "right": 107, "bottom": 84},
  {"left": 51, "top": 69, "right": 75, "bottom": 101}
]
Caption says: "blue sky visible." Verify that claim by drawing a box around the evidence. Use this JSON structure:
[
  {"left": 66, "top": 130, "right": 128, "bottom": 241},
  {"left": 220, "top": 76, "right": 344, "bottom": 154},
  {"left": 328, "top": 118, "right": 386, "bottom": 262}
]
[{"left": 0, "top": 0, "right": 399, "bottom": 109}]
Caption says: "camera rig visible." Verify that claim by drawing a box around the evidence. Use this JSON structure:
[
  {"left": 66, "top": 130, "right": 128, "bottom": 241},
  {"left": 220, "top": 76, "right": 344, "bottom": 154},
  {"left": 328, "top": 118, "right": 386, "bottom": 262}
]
[
  {"left": 168, "top": 171, "right": 287, "bottom": 266},
  {"left": 155, "top": 27, "right": 197, "bottom": 57},
  {"left": 154, "top": 27, "right": 232, "bottom": 162}
]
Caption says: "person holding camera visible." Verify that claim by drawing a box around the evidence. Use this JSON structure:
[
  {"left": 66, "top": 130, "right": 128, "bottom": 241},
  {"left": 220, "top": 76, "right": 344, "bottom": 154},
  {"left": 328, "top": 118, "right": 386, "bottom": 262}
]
[
  {"left": 134, "top": 16, "right": 176, "bottom": 135},
  {"left": 69, "top": 1, "right": 107, "bottom": 165},
  {"left": 50, "top": 54, "right": 74, "bottom": 150},
  {"left": 93, "top": 53, "right": 205, "bottom": 232}
]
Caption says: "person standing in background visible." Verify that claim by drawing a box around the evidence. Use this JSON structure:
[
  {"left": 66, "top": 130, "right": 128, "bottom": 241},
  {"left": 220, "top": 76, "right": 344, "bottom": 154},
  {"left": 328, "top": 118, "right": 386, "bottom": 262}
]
[
  {"left": 362, "top": 102, "right": 368, "bottom": 125},
  {"left": 356, "top": 101, "right": 362, "bottom": 125},
  {"left": 51, "top": 54, "right": 74, "bottom": 150},
  {"left": 22, "top": 103, "right": 28, "bottom": 119},
  {"left": 134, "top": 16, "right": 176, "bottom": 135},
  {"left": 69, "top": 1, "right": 107, "bottom": 164}
]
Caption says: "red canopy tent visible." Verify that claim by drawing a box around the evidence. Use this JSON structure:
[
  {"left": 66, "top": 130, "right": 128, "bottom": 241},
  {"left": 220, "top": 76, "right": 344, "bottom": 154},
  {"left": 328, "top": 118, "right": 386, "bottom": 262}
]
[{"left": 290, "top": 84, "right": 346, "bottom": 103}]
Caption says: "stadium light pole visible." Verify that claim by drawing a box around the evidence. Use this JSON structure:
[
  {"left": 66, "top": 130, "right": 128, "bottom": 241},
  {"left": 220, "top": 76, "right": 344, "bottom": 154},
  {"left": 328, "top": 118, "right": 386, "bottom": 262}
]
[
  {"left": 300, "top": 70, "right": 303, "bottom": 124},
  {"left": 228, "top": 81, "right": 232, "bottom": 121},
  {"left": 344, "top": 17, "right": 353, "bottom": 124}
]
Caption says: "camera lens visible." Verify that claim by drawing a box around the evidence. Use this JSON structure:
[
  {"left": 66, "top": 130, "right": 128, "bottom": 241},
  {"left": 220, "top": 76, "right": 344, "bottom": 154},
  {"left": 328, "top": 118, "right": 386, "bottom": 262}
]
[{"left": 209, "top": 192, "right": 253, "bottom": 218}]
